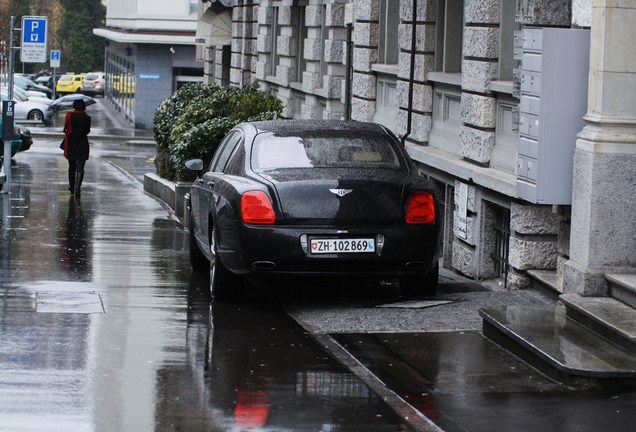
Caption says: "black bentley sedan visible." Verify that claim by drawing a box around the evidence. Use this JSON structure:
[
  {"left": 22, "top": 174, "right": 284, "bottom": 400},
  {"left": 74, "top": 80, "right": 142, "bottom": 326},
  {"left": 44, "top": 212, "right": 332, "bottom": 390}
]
[{"left": 185, "top": 120, "right": 440, "bottom": 300}]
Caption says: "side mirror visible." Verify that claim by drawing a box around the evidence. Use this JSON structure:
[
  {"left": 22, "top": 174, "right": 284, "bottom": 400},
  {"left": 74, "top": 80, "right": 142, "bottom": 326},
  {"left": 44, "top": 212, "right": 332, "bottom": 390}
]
[{"left": 184, "top": 158, "right": 204, "bottom": 177}]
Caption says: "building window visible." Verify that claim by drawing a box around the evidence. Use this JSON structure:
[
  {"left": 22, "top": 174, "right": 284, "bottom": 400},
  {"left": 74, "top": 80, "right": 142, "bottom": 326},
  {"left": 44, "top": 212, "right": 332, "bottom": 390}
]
[
  {"left": 429, "top": 84, "right": 462, "bottom": 152},
  {"left": 435, "top": 0, "right": 464, "bottom": 73},
  {"left": 294, "top": 6, "right": 307, "bottom": 83},
  {"left": 373, "top": 75, "right": 397, "bottom": 129},
  {"left": 319, "top": 5, "right": 328, "bottom": 79},
  {"left": 490, "top": 97, "right": 518, "bottom": 174},
  {"left": 270, "top": 7, "right": 281, "bottom": 77},
  {"left": 499, "top": 0, "right": 520, "bottom": 80},
  {"left": 489, "top": 203, "right": 511, "bottom": 287},
  {"left": 378, "top": 0, "right": 399, "bottom": 65}
]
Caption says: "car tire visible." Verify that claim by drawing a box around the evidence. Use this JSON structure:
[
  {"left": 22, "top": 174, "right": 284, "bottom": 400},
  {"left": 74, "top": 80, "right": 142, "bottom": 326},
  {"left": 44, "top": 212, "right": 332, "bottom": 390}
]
[
  {"left": 27, "top": 110, "right": 44, "bottom": 122},
  {"left": 189, "top": 216, "right": 209, "bottom": 272},
  {"left": 400, "top": 263, "right": 439, "bottom": 297},
  {"left": 209, "top": 225, "right": 234, "bottom": 300}
]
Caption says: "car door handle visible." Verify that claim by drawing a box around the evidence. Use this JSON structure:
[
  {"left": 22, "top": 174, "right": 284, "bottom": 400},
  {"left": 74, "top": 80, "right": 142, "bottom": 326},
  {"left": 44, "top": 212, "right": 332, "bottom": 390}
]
[
  {"left": 207, "top": 181, "right": 214, "bottom": 188},
  {"left": 195, "top": 179, "right": 204, "bottom": 185}
]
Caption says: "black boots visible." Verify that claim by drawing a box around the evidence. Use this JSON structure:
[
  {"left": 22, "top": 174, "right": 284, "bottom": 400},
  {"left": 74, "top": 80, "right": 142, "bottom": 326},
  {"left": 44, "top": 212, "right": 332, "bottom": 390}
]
[
  {"left": 74, "top": 171, "right": 84, "bottom": 197},
  {"left": 69, "top": 170, "right": 75, "bottom": 193}
]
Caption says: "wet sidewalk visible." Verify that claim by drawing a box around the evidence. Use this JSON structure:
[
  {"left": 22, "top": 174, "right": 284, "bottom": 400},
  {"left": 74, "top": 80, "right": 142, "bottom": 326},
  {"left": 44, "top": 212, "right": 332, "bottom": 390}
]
[{"left": 287, "top": 274, "right": 636, "bottom": 431}]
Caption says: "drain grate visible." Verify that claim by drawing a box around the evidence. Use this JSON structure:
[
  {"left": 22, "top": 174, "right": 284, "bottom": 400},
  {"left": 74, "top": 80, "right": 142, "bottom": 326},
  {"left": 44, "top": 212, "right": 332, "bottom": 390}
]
[{"left": 35, "top": 291, "right": 105, "bottom": 314}]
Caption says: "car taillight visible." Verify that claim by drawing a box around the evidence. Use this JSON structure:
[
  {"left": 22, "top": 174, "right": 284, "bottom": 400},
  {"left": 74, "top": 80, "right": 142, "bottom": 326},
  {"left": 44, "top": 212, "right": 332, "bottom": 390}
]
[
  {"left": 94, "top": 80, "right": 101, "bottom": 84},
  {"left": 405, "top": 191, "right": 435, "bottom": 224},
  {"left": 241, "top": 191, "right": 276, "bottom": 225}
]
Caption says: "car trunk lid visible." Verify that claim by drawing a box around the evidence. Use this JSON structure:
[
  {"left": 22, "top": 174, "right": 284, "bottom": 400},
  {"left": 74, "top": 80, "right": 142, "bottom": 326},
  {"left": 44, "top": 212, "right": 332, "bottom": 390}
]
[{"left": 256, "top": 169, "right": 409, "bottom": 225}]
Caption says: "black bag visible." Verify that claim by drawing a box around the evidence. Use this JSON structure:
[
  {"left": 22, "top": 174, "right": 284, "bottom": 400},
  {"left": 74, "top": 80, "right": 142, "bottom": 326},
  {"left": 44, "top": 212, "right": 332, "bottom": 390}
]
[{"left": 60, "top": 139, "right": 65, "bottom": 150}]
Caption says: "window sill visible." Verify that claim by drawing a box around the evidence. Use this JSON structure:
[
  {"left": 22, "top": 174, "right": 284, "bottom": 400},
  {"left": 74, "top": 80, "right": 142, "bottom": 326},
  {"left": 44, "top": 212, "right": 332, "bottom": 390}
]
[
  {"left": 490, "top": 80, "right": 514, "bottom": 95},
  {"left": 405, "top": 143, "right": 517, "bottom": 198},
  {"left": 372, "top": 64, "right": 398, "bottom": 76},
  {"left": 427, "top": 72, "right": 462, "bottom": 87}
]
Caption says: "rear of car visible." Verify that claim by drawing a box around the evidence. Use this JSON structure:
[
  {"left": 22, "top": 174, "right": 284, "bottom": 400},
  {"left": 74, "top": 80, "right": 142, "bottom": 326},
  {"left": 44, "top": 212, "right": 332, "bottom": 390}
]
[
  {"left": 81, "top": 72, "right": 105, "bottom": 96},
  {"left": 208, "top": 121, "right": 440, "bottom": 294}
]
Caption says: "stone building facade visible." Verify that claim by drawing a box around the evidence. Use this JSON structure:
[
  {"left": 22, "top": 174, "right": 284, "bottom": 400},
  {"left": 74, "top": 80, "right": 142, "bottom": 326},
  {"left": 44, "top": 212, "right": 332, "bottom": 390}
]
[{"left": 197, "top": 0, "right": 635, "bottom": 294}]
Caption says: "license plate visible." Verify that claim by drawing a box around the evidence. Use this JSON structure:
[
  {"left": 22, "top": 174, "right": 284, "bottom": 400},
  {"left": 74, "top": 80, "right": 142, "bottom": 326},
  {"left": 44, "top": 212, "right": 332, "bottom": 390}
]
[{"left": 310, "top": 238, "right": 375, "bottom": 254}]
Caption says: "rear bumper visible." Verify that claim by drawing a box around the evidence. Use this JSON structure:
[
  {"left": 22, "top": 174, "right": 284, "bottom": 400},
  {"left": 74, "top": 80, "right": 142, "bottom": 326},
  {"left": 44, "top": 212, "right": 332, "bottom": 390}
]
[{"left": 217, "top": 219, "right": 440, "bottom": 278}]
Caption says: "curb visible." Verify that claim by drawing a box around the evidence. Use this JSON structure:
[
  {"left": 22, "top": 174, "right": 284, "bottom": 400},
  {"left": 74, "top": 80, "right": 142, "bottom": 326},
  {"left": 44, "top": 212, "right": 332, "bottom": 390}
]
[{"left": 143, "top": 173, "right": 190, "bottom": 222}]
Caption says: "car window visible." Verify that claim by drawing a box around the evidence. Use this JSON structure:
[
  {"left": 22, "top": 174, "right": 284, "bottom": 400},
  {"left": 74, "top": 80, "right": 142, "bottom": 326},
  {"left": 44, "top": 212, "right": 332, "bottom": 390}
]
[
  {"left": 251, "top": 132, "right": 403, "bottom": 171},
  {"left": 210, "top": 131, "right": 242, "bottom": 173}
]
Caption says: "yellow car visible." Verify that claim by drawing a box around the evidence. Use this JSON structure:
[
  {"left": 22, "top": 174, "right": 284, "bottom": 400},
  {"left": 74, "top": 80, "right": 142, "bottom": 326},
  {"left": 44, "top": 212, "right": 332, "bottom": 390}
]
[{"left": 56, "top": 74, "right": 85, "bottom": 95}]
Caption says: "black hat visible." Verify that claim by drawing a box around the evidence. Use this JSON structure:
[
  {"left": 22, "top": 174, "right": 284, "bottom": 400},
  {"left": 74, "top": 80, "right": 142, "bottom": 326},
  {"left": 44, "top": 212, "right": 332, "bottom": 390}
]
[{"left": 73, "top": 99, "right": 86, "bottom": 110}]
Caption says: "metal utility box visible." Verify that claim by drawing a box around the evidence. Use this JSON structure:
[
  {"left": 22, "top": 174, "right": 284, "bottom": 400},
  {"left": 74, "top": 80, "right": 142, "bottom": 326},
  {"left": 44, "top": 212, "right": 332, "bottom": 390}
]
[{"left": 516, "top": 28, "right": 590, "bottom": 204}]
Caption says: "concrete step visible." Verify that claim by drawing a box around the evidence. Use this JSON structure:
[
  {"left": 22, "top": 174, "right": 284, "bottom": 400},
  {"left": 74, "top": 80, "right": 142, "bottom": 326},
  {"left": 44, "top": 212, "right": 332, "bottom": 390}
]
[
  {"left": 607, "top": 273, "right": 636, "bottom": 309},
  {"left": 561, "top": 293, "right": 636, "bottom": 354},
  {"left": 480, "top": 305, "right": 636, "bottom": 389},
  {"left": 527, "top": 269, "right": 560, "bottom": 300}
]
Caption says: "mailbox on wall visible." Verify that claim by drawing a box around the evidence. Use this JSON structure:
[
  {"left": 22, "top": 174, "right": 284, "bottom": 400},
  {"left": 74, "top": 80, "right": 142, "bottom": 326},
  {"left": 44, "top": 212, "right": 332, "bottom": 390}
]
[{"left": 514, "top": 28, "right": 590, "bottom": 205}]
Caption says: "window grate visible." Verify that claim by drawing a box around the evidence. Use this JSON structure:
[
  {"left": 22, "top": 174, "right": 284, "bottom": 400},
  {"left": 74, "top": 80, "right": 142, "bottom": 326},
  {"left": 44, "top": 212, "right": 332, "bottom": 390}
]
[{"left": 490, "top": 204, "right": 511, "bottom": 287}]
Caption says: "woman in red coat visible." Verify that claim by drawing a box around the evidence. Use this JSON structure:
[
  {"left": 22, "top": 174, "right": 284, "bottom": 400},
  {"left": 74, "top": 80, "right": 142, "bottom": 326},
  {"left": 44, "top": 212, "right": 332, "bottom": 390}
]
[{"left": 62, "top": 99, "right": 91, "bottom": 196}]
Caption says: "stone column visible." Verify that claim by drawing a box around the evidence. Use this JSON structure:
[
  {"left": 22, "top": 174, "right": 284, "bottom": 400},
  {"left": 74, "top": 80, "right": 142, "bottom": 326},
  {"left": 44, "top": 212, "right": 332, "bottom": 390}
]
[{"left": 563, "top": 0, "right": 636, "bottom": 295}]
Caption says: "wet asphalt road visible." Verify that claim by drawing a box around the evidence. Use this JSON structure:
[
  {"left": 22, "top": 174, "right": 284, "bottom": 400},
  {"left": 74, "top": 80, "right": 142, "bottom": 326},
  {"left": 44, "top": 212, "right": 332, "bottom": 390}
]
[
  {"left": 1, "top": 100, "right": 635, "bottom": 431},
  {"left": 0, "top": 131, "right": 417, "bottom": 431}
]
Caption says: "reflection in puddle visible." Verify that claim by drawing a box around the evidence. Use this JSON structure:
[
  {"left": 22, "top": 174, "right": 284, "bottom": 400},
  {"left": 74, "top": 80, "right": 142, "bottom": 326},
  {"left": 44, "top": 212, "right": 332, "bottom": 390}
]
[{"left": 180, "top": 284, "right": 414, "bottom": 431}]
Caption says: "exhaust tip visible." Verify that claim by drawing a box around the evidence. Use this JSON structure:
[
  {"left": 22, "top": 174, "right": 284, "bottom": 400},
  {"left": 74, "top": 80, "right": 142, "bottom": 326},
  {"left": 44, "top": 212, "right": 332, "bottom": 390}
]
[
  {"left": 252, "top": 261, "right": 276, "bottom": 270},
  {"left": 405, "top": 261, "right": 427, "bottom": 270}
]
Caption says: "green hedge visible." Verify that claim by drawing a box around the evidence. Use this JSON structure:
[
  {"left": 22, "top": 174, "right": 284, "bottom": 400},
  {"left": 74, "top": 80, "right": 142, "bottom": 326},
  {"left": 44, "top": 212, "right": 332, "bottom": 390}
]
[{"left": 153, "top": 83, "right": 282, "bottom": 181}]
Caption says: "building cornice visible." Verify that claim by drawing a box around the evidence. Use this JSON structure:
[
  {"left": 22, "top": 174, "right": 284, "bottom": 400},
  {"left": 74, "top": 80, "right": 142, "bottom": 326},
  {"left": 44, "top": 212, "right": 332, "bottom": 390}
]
[{"left": 93, "top": 27, "right": 196, "bottom": 45}]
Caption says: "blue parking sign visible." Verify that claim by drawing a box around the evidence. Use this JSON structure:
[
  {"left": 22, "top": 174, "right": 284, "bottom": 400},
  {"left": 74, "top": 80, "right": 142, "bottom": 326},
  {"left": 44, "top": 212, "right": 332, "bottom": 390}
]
[{"left": 21, "top": 16, "right": 48, "bottom": 63}]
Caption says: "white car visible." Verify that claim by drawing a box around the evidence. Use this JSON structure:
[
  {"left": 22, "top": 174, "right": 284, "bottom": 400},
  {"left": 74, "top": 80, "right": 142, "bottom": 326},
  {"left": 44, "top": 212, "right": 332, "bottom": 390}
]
[
  {"left": 81, "top": 72, "right": 105, "bottom": 96},
  {"left": 13, "top": 86, "right": 52, "bottom": 107},
  {"left": 1, "top": 87, "right": 55, "bottom": 126}
]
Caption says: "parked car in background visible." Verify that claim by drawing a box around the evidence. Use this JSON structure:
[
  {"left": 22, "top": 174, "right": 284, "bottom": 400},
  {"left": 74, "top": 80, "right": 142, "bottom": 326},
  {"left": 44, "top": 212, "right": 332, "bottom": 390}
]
[
  {"left": 13, "top": 86, "right": 52, "bottom": 107},
  {"left": 81, "top": 72, "right": 105, "bottom": 96},
  {"left": 56, "top": 73, "right": 85, "bottom": 94},
  {"left": 1, "top": 87, "right": 55, "bottom": 126},
  {"left": 17, "top": 124, "right": 33, "bottom": 152},
  {"left": 14, "top": 75, "right": 53, "bottom": 98},
  {"left": 185, "top": 120, "right": 441, "bottom": 300},
  {"left": 0, "top": 117, "right": 24, "bottom": 158},
  {"left": 34, "top": 75, "right": 56, "bottom": 90}
]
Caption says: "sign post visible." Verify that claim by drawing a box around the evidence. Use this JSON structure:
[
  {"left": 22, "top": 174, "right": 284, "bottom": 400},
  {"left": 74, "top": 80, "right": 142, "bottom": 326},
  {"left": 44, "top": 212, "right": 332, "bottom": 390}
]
[
  {"left": 50, "top": 50, "right": 60, "bottom": 99},
  {"left": 20, "top": 16, "right": 48, "bottom": 64},
  {"left": 2, "top": 16, "right": 17, "bottom": 193}
]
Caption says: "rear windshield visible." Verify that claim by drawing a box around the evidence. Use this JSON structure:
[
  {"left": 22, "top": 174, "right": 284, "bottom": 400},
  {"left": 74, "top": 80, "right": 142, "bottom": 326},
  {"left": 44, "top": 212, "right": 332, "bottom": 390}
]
[
  {"left": 251, "top": 132, "right": 403, "bottom": 171},
  {"left": 85, "top": 73, "right": 100, "bottom": 80}
]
